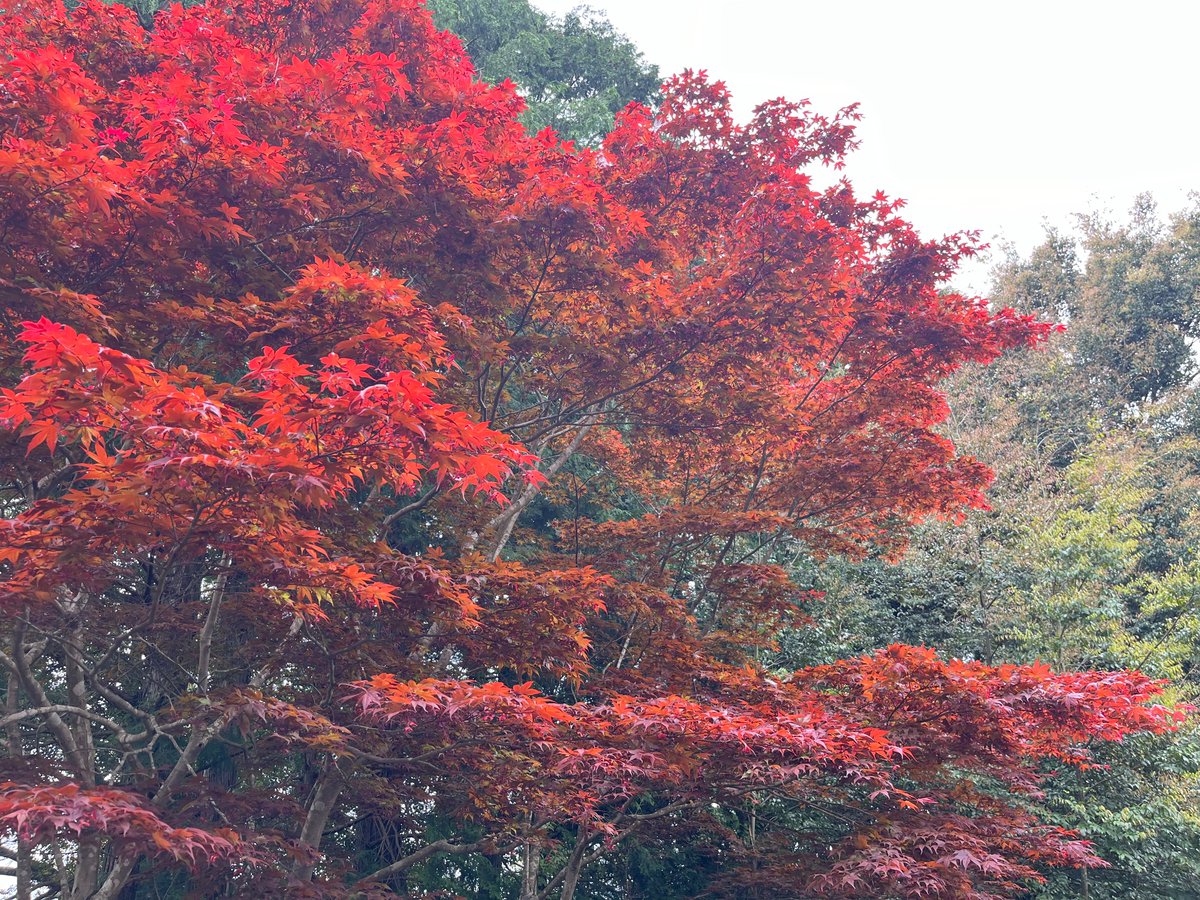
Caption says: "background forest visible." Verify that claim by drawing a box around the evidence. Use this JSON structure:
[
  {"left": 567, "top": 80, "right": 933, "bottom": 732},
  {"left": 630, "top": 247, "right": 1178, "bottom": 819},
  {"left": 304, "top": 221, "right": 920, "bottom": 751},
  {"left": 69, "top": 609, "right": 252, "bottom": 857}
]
[{"left": 1, "top": 0, "right": 1198, "bottom": 898}]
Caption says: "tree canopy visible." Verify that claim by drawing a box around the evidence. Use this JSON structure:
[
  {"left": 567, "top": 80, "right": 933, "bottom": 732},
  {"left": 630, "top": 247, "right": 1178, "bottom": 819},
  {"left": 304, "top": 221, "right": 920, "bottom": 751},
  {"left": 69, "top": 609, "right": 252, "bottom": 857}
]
[
  {"left": 427, "top": 0, "right": 659, "bottom": 145},
  {"left": 0, "top": 1, "right": 1185, "bottom": 898}
]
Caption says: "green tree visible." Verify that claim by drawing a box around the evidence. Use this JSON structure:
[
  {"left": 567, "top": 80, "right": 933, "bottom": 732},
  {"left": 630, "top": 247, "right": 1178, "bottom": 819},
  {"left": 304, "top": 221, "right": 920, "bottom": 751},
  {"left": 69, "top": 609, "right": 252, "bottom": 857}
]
[
  {"left": 1074, "top": 195, "right": 1200, "bottom": 406},
  {"left": 778, "top": 201, "right": 1200, "bottom": 898},
  {"left": 427, "top": 0, "right": 660, "bottom": 145}
]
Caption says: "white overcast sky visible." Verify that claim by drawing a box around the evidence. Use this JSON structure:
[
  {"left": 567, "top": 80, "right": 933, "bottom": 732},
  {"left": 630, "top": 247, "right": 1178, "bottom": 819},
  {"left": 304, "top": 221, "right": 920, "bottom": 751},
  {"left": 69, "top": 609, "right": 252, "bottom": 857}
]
[{"left": 534, "top": 0, "right": 1198, "bottom": 293}]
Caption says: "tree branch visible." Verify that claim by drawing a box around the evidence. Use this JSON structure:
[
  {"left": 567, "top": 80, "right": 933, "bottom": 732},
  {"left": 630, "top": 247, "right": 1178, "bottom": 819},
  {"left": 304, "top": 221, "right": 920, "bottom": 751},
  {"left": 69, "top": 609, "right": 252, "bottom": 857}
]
[
  {"left": 197, "top": 557, "right": 231, "bottom": 695},
  {"left": 486, "top": 413, "right": 599, "bottom": 560},
  {"left": 357, "top": 836, "right": 510, "bottom": 886}
]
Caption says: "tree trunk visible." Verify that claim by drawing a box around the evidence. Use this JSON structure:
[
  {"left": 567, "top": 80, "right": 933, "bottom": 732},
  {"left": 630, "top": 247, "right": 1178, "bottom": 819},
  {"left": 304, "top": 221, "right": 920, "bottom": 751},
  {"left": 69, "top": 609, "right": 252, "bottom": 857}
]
[
  {"left": 5, "top": 671, "right": 31, "bottom": 900},
  {"left": 70, "top": 839, "right": 101, "bottom": 900},
  {"left": 91, "top": 857, "right": 136, "bottom": 900},
  {"left": 558, "top": 826, "right": 591, "bottom": 900},
  {"left": 519, "top": 808, "right": 541, "bottom": 900},
  {"left": 519, "top": 840, "right": 541, "bottom": 900},
  {"left": 292, "top": 765, "right": 344, "bottom": 882}
]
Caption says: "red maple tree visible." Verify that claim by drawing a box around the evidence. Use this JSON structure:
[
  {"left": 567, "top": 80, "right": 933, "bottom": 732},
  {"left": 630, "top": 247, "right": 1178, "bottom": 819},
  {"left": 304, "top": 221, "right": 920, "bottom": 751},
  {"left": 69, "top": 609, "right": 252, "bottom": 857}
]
[{"left": 0, "top": 0, "right": 1177, "bottom": 897}]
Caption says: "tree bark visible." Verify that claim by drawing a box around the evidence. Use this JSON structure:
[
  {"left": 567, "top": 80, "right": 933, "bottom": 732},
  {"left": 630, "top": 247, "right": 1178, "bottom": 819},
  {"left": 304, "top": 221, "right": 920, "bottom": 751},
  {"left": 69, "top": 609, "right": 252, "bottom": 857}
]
[
  {"left": 557, "top": 826, "right": 591, "bottom": 900},
  {"left": 292, "top": 765, "right": 344, "bottom": 882},
  {"left": 519, "top": 839, "right": 541, "bottom": 900},
  {"left": 5, "top": 664, "right": 31, "bottom": 900},
  {"left": 65, "top": 608, "right": 99, "bottom": 900},
  {"left": 91, "top": 857, "right": 136, "bottom": 900},
  {"left": 487, "top": 415, "right": 598, "bottom": 561},
  {"left": 196, "top": 561, "right": 231, "bottom": 694}
]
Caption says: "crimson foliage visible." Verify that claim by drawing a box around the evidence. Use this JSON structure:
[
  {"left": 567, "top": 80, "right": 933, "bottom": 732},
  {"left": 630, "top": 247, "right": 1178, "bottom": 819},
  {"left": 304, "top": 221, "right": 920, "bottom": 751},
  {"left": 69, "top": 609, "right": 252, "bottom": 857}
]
[{"left": 0, "top": 1, "right": 1176, "bottom": 897}]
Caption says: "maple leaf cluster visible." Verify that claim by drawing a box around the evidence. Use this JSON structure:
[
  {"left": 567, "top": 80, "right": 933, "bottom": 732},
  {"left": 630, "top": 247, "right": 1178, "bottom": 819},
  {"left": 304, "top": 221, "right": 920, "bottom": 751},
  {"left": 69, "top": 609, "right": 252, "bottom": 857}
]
[{"left": 0, "top": 0, "right": 1177, "bottom": 896}]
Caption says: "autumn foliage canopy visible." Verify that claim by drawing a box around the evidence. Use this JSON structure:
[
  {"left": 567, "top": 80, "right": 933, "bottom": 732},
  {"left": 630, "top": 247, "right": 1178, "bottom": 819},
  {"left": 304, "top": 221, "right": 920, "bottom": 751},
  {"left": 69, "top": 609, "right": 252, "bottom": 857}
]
[{"left": 0, "top": 0, "right": 1180, "bottom": 897}]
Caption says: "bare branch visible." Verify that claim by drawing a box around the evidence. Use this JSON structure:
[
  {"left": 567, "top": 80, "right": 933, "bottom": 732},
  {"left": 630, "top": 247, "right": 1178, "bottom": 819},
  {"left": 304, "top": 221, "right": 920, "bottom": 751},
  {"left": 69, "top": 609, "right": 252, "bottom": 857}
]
[
  {"left": 486, "top": 413, "right": 599, "bottom": 560},
  {"left": 358, "top": 836, "right": 512, "bottom": 886},
  {"left": 0, "top": 706, "right": 138, "bottom": 745},
  {"left": 1, "top": 621, "right": 87, "bottom": 783},
  {"left": 380, "top": 485, "right": 440, "bottom": 530},
  {"left": 197, "top": 556, "right": 232, "bottom": 695}
]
